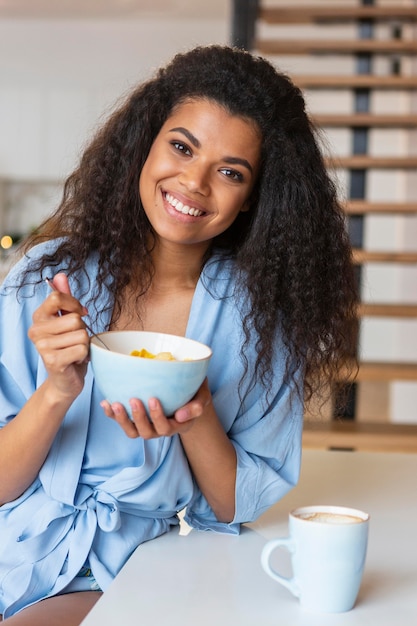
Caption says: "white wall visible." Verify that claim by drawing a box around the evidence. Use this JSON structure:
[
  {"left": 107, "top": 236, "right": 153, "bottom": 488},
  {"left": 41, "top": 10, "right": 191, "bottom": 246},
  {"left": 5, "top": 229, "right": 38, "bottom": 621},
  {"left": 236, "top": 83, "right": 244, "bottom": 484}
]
[
  {"left": 0, "top": 10, "right": 229, "bottom": 272},
  {"left": 0, "top": 15, "right": 229, "bottom": 183}
]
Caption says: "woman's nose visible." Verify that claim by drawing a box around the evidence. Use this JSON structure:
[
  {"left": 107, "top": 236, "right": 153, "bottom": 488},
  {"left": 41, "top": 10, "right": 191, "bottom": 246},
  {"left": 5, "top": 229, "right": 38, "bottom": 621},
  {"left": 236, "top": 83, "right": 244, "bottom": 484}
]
[{"left": 178, "top": 161, "right": 210, "bottom": 195}]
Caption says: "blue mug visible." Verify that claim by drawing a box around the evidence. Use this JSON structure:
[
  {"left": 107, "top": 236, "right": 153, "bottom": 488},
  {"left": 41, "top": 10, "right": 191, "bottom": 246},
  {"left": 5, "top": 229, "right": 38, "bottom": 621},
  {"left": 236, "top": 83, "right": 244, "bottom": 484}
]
[{"left": 261, "top": 505, "right": 369, "bottom": 613}]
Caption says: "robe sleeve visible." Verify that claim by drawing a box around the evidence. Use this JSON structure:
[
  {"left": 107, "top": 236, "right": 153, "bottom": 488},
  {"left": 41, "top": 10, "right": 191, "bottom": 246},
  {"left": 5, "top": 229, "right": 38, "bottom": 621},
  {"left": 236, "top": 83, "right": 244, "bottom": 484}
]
[
  {"left": 184, "top": 264, "right": 304, "bottom": 535},
  {"left": 0, "top": 262, "right": 43, "bottom": 427},
  {"left": 184, "top": 365, "right": 303, "bottom": 534}
]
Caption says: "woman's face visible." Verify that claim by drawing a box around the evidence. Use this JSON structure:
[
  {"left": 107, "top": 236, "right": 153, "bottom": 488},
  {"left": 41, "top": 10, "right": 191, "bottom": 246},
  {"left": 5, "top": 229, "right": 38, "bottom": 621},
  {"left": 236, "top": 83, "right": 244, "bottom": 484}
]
[{"left": 139, "top": 98, "right": 261, "bottom": 250}]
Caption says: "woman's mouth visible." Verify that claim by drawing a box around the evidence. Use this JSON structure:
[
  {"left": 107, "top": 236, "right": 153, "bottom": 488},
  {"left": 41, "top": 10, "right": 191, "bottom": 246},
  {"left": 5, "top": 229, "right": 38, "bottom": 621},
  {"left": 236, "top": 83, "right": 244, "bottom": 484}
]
[{"left": 164, "top": 192, "right": 205, "bottom": 217}]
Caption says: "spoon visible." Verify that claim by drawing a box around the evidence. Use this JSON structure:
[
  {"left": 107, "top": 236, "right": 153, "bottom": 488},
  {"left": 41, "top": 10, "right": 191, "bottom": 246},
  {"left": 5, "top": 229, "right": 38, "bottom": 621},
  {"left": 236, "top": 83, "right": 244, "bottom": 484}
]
[{"left": 45, "top": 277, "right": 110, "bottom": 350}]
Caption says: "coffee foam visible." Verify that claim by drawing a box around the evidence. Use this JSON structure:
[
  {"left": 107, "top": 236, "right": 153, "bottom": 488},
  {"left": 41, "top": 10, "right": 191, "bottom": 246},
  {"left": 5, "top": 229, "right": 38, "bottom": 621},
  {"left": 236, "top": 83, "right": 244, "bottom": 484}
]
[{"left": 296, "top": 512, "right": 364, "bottom": 524}]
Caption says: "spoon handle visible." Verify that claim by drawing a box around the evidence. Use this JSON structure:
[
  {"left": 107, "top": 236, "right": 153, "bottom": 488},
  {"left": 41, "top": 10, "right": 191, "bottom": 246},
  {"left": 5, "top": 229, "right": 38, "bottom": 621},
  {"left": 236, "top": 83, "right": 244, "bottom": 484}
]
[{"left": 45, "top": 277, "right": 109, "bottom": 350}]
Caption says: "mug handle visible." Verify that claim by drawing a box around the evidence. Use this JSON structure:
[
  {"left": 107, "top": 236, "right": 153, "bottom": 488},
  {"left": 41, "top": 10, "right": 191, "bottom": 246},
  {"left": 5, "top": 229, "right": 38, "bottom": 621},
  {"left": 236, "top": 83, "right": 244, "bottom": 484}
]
[{"left": 261, "top": 538, "right": 300, "bottom": 598}]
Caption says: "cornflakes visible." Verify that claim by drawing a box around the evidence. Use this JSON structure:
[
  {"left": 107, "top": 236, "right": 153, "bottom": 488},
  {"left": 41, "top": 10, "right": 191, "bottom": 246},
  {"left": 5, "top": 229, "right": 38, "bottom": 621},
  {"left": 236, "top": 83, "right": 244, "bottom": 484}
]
[{"left": 130, "top": 348, "right": 176, "bottom": 361}]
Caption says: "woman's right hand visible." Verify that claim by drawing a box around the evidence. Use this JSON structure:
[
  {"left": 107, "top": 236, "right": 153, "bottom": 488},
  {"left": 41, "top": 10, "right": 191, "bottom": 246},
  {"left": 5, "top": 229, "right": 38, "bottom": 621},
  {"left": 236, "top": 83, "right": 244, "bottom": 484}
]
[
  {"left": 28, "top": 273, "right": 90, "bottom": 402},
  {"left": 0, "top": 273, "right": 92, "bottom": 504}
]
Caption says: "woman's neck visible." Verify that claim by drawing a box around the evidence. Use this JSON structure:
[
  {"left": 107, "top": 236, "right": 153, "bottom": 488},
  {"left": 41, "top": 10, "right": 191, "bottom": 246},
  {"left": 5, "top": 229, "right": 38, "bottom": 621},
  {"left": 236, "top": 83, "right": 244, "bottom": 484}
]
[
  {"left": 148, "top": 239, "right": 209, "bottom": 292},
  {"left": 113, "top": 239, "right": 210, "bottom": 335}
]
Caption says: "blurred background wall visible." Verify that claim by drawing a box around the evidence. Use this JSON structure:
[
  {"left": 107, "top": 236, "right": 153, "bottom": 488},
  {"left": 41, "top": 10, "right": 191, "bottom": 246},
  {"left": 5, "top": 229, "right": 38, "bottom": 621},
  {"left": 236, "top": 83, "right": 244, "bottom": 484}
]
[
  {"left": 1, "top": 0, "right": 416, "bottom": 427},
  {"left": 0, "top": 0, "right": 229, "bottom": 239}
]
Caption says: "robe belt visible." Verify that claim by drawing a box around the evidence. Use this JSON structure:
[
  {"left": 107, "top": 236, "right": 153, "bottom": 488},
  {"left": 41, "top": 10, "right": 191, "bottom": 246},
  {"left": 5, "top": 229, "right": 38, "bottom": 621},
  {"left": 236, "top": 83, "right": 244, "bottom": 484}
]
[
  {"left": 16, "top": 494, "right": 116, "bottom": 563},
  {"left": 16, "top": 486, "right": 177, "bottom": 563},
  {"left": 2, "top": 486, "right": 177, "bottom": 619}
]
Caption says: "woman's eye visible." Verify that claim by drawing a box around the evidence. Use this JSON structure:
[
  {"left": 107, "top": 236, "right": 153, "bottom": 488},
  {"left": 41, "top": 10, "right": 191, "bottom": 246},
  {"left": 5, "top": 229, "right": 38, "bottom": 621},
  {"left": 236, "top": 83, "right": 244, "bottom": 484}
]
[
  {"left": 171, "top": 141, "right": 192, "bottom": 156},
  {"left": 220, "top": 168, "right": 244, "bottom": 182}
]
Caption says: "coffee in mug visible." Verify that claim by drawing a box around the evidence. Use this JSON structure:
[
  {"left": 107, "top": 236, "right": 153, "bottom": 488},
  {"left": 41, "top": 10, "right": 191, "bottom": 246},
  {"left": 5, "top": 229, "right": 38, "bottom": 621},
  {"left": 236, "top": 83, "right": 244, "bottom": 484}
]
[
  {"left": 261, "top": 505, "right": 369, "bottom": 613},
  {"left": 295, "top": 511, "right": 364, "bottom": 524}
]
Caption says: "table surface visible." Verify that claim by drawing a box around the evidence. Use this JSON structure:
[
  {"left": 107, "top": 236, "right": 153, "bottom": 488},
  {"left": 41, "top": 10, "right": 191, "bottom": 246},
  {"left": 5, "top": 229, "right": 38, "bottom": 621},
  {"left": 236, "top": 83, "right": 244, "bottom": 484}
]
[{"left": 81, "top": 449, "right": 417, "bottom": 625}]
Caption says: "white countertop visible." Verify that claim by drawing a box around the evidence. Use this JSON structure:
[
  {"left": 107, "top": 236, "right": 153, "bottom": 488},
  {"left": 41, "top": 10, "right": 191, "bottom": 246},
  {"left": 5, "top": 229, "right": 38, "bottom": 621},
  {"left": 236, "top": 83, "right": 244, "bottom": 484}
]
[{"left": 81, "top": 449, "right": 417, "bottom": 625}]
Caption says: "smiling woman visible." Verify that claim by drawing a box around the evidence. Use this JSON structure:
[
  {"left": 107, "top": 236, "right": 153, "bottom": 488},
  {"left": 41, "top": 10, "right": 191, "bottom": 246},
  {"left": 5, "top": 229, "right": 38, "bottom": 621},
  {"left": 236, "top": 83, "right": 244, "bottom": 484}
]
[
  {"left": 139, "top": 99, "right": 260, "bottom": 249},
  {"left": 0, "top": 45, "right": 357, "bottom": 625}
]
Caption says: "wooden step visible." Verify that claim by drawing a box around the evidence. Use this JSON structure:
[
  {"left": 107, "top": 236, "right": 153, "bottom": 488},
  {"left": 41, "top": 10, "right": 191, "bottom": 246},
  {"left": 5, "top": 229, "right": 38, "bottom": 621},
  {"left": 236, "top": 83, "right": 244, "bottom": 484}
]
[
  {"left": 260, "top": 6, "right": 417, "bottom": 25},
  {"left": 341, "top": 360, "right": 417, "bottom": 382},
  {"left": 302, "top": 421, "right": 417, "bottom": 453},
  {"left": 293, "top": 75, "right": 417, "bottom": 89},
  {"left": 359, "top": 303, "right": 417, "bottom": 318},
  {"left": 353, "top": 249, "right": 417, "bottom": 264},
  {"left": 326, "top": 155, "right": 417, "bottom": 169},
  {"left": 256, "top": 39, "right": 417, "bottom": 55},
  {"left": 343, "top": 201, "right": 417, "bottom": 215},
  {"left": 313, "top": 113, "right": 417, "bottom": 128}
]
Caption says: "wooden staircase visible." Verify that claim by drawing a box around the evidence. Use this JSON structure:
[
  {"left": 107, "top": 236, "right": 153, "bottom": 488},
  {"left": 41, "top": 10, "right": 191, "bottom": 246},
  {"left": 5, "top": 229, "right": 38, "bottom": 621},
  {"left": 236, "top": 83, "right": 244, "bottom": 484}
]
[
  {"left": 251, "top": 1, "right": 417, "bottom": 451},
  {"left": 294, "top": 75, "right": 417, "bottom": 88},
  {"left": 258, "top": 39, "right": 417, "bottom": 55},
  {"left": 313, "top": 114, "right": 417, "bottom": 127},
  {"left": 259, "top": 5, "right": 417, "bottom": 22}
]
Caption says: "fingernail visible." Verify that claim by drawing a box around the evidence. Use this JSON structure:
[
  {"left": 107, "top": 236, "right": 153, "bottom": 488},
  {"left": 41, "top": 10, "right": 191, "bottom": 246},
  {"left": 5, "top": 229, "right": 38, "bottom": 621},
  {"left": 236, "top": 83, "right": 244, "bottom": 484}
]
[
  {"left": 176, "top": 408, "right": 190, "bottom": 422},
  {"left": 148, "top": 398, "right": 157, "bottom": 411},
  {"left": 129, "top": 399, "right": 139, "bottom": 411}
]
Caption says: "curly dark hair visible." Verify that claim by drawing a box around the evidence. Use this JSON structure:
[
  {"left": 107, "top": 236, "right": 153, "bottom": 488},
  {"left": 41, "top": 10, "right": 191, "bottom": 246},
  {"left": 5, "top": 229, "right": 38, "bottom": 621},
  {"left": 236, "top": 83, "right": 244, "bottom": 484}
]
[{"left": 19, "top": 44, "right": 358, "bottom": 401}]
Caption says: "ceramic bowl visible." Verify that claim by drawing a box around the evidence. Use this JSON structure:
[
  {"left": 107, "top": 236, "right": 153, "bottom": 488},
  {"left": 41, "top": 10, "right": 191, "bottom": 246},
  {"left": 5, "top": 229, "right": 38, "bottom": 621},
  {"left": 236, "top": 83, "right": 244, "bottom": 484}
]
[{"left": 90, "top": 330, "right": 212, "bottom": 417}]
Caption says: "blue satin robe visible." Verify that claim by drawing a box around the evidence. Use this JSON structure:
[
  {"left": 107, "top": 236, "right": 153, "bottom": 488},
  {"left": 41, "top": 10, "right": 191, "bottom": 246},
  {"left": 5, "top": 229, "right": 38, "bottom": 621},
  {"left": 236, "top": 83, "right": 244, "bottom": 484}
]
[{"left": 0, "top": 240, "right": 303, "bottom": 617}]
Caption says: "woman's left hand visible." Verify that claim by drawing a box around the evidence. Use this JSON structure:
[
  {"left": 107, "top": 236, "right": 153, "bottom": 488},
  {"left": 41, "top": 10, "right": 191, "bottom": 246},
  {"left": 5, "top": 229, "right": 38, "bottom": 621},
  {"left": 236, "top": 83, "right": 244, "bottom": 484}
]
[
  {"left": 100, "top": 378, "right": 212, "bottom": 439},
  {"left": 102, "top": 378, "right": 236, "bottom": 522}
]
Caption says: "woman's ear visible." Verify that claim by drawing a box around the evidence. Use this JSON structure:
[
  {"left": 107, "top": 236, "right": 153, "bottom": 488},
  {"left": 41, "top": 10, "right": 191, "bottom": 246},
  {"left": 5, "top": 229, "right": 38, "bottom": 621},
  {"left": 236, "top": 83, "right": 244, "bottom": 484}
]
[{"left": 240, "top": 200, "right": 251, "bottom": 213}]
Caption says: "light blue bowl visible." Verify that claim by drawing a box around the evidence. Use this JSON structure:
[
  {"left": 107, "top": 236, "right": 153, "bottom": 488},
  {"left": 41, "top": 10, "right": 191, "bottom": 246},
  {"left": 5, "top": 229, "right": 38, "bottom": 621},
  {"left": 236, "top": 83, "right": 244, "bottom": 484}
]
[{"left": 90, "top": 330, "right": 212, "bottom": 417}]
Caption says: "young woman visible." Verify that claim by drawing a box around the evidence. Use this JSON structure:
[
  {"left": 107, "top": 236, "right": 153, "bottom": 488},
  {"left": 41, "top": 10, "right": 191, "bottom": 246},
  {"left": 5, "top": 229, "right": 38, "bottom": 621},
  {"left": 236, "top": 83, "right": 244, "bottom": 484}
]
[{"left": 0, "top": 45, "right": 357, "bottom": 624}]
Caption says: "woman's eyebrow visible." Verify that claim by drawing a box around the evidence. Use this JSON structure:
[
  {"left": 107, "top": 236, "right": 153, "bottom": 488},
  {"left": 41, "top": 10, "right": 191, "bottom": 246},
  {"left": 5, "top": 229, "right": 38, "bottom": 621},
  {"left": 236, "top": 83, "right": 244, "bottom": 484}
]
[
  {"left": 169, "top": 126, "right": 254, "bottom": 174},
  {"left": 223, "top": 156, "right": 253, "bottom": 174},
  {"left": 169, "top": 127, "right": 201, "bottom": 148}
]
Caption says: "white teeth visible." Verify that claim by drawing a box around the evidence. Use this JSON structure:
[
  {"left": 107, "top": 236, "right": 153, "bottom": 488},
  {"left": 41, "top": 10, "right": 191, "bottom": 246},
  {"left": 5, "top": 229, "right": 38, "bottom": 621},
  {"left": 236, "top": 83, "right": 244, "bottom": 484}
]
[{"left": 165, "top": 193, "right": 203, "bottom": 217}]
